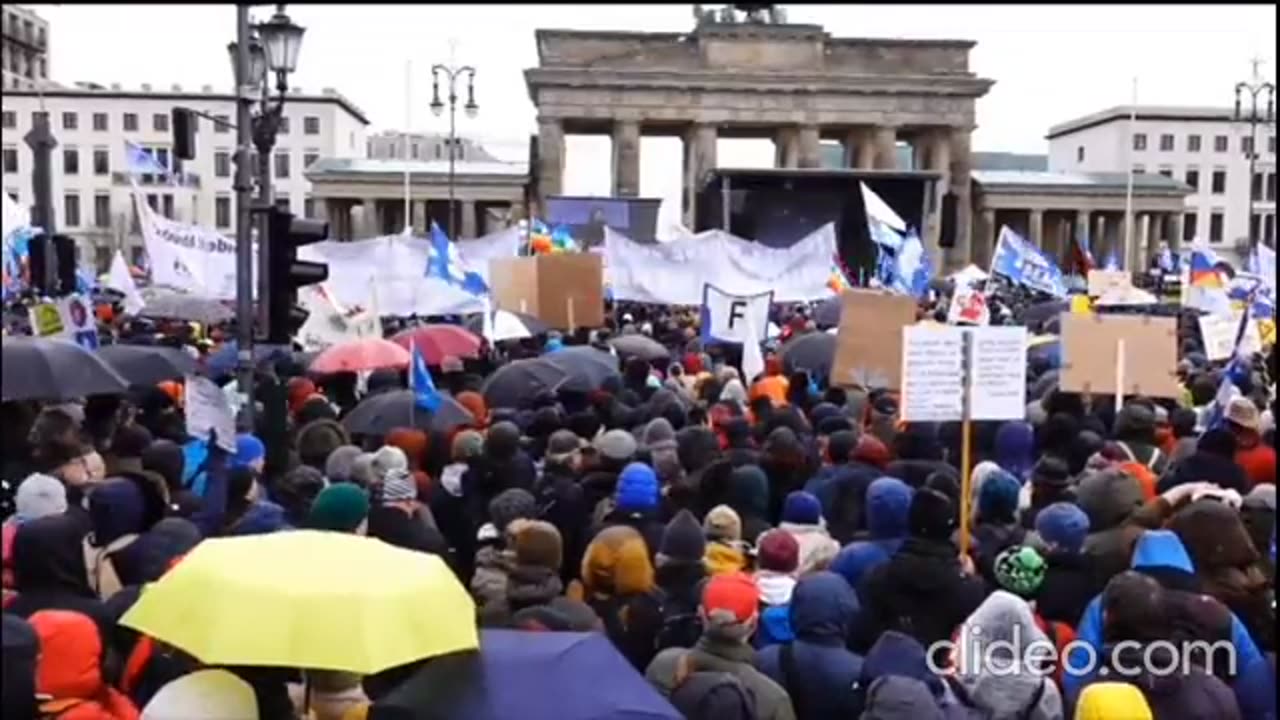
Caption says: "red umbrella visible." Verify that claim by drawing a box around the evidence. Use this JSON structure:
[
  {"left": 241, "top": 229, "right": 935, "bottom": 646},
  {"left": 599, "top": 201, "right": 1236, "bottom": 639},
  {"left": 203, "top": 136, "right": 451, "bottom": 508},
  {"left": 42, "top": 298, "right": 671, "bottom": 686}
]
[
  {"left": 390, "top": 324, "right": 482, "bottom": 366},
  {"left": 309, "top": 338, "right": 411, "bottom": 374}
]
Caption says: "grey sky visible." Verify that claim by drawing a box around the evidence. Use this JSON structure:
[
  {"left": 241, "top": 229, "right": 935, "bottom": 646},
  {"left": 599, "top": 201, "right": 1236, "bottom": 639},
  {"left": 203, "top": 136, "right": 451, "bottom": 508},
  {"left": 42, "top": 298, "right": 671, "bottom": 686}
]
[{"left": 29, "top": 3, "right": 1276, "bottom": 210}]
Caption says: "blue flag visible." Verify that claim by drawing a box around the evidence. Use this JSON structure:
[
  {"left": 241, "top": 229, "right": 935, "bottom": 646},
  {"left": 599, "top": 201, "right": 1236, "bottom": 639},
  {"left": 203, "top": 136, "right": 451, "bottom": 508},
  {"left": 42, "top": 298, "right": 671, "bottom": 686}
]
[
  {"left": 409, "top": 339, "right": 443, "bottom": 413},
  {"left": 1206, "top": 302, "right": 1254, "bottom": 431},
  {"left": 891, "top": 227, "right": 931, "bottom": 298},
  {"left": 991, "top": 226, "right": 1068, "bottom": 297},
  {"left": 124, "top": 140, "right": 171, "bottom": 177},
  {"left": 424, "top": 221, "right": 488, "bottom": 295}
]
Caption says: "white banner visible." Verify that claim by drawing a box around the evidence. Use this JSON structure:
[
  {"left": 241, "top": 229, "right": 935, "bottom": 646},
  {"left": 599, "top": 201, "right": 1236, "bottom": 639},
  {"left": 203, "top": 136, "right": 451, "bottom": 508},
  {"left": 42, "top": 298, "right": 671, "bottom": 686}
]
[
  {"left": 604, "top": 223, "right": 837, "bottom": 304},
  {"left": 295, "top": 282, "right": 383, "bottom": 351},
  {"left": 136, "top": 192, "right": 255, "bottom": 300},
  {"left": 701, "top": 284, "right": 773, "bottom": 344}
]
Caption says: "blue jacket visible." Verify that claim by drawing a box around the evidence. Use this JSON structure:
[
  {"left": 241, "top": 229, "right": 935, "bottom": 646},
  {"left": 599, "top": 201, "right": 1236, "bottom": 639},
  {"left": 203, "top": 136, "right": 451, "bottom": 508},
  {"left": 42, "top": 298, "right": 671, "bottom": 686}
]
[
  {"left": 756, "top": 573, "right": 863, "bottom": 720},
  {"left": 1065, "top": 530, "right": 1275, "bottom": 720},
  {"left": 225, "top": 500, "right": 290, "bottom": 536}
]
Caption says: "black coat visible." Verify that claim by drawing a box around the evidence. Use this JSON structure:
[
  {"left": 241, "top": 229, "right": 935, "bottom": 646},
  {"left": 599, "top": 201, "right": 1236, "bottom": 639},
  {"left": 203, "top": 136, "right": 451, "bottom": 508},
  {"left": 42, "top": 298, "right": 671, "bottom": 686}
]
[
  {"left": 535, "top": 463, "right": 591, "bottom": 586},
  {"left": 1157, "top": 451, "right": 1251, "bottom": 496},
  {"left": 883, "top": 459, "right": 957, "bottom": 490},
  {"left": 1035, "top": 550, "right": 1103, "bottom": 628},
  {"left": 367, "top": 505, "right": 449, "bottom": 557}
]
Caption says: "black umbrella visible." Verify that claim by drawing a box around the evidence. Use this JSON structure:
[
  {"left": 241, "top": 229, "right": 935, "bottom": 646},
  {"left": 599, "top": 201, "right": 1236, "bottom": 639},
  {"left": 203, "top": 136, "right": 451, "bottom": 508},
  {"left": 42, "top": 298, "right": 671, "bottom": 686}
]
[
  {"left": 341, "top": 389, "right": 474, "bottom": 435},
  {"left": 2, "top": 337, "right": 129, "bottom": 402},
  {"left": 97, "top": 344, "right": 197, "bottom": 386},
  {"left": 139, "top": 289, "right": 234, "bottom": 324},
  {"left": 608, "top": 334, "right": 670, "bottom": 362},
  {"left": 540, "top": 346, "right": 619, "bottom": 393},
  {"left": 482, "top": 359, "right": 569, "bottom": 409},
  {"left": 779, "top": 331, "right": 837, "bottom": 379},
  {"left": 812, "top": 296, "right": 842, "bottom": 329}
]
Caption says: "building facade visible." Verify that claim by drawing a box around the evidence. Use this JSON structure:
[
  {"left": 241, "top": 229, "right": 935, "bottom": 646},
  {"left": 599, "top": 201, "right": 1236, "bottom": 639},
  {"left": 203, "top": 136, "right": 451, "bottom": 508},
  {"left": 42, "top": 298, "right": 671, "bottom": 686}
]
[
  {"left": 1047, "top": 105, "right": 1277, "bottom": 262},
  {"left": 2, "top": 5, "right": 50, "bottom": 91},
  {"left": 365, "top": 130, "right": 498, "bottom": 163},
  {"left": 1, "top": 84, "right": 369, "bottom": 270}
]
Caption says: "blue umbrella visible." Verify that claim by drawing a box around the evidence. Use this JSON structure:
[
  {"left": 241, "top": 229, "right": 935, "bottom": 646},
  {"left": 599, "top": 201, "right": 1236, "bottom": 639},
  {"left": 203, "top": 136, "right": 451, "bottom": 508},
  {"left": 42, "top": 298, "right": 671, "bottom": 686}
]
[{"left": 370, "top": 630, "right": 681, "bottom": 720}]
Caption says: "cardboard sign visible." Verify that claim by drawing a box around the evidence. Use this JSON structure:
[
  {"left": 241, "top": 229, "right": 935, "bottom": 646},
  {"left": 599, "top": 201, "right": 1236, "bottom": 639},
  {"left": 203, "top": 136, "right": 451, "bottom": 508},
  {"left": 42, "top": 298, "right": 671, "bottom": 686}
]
[
  {"left": 29, "top": 302, "right": 65, "bottom": 337},
  {"left": 947, "top": 286, "right": 990, "bottom": 326},
  {"left": 829, "top": 289, "right": 918, "bottom": 389},
  {"left": 1198, "top": 313, "right": 1263, "bottom": 361},
  {"left": 1059, "top": 313, "right": 1179, "bottom": 398},
  {"left": 900, "top": 325, "right": 1028, "bottom": 423},
  {"left": 489, "top": 254, "right": 605, "bottom": 330},
  {"left": 1087, "top": 269, "right": 1132, "bottom": 297}
]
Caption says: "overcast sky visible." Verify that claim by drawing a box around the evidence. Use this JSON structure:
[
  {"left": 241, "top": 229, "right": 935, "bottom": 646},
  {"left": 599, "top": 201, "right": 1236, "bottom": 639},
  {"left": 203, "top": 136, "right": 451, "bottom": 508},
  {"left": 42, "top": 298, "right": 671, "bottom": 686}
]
[{"left": 30, "top": 3, "right": 1276, "bottom": 217}]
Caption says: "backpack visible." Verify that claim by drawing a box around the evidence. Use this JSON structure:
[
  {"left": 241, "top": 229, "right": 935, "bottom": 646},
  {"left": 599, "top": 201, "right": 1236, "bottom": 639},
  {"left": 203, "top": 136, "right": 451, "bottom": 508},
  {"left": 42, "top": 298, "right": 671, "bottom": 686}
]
[
  {"left": 670, "top": 653, "right": 759, "bottom": 720},
  {"left": 655, "top": 590, "right": 703, "bottom": 652},
  {"left": 83, "top": 534, "right": 138, "bottom": 601}
]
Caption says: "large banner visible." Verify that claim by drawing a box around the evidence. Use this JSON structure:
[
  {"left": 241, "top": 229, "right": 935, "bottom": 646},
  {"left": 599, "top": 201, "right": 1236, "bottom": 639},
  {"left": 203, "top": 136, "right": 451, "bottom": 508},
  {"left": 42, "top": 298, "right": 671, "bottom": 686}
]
[
  {"left": 137, "top": 193, "right": 256, "bottom": 300},
  {"left": 604, "top": 222, "right": 837, "bottom": 305}
]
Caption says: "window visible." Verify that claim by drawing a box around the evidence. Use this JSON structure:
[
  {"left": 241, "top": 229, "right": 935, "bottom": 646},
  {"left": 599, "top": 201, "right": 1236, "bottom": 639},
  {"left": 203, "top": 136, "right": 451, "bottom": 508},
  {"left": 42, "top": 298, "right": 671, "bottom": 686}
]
[
  {"left": 1265, "top": 214, "right": 1275, "bottom": 246},
  {"left": 1132, "top": 133, "right": 1147, "bottom": 151},
  {"left": 2, "top": 147, "right": 16, "bottom": 174},
  {"left": 303, "top": 151, "right": 319, "bottom": 170},
  {"left": 1209, "top": 212, "right": 1224, "bottom": 243},
  {"left": 1253, "top": 172, "right": 1264, "bottom": 201},
  {"left": 1211, "top": 170, "right": 1226, "bottom": 194},
  {"left": 61, "top": 112, "right": 77, "bottom": 131},
  {"left": 1183, "top": 213, "right": 1197, "bottom": 242},
  {"left": 274, "top": 194, "right": 290, "bottom": 212},
  {"left": 146, "top": 194, "right": 158, "bottom": 211},
  {"left": 1133, "top": 165, "right": 1145, "bottom": 174},
  {"left": 1158, "top": 168, "right": 1172, "bottom": 178},
  {"left": 1076, "top": 146, "right": 1085, "bottom": 163},
  {"left": 130, "top": 245, "right": 146, "bottom": 267},
  {"left": 278, "top": 117, "right": 290, "bottom": 135},
  {"left": 1, "top": 111, "right": 14, "bottom": 129},
  {"left": 154, "top": 148, "right": 170, "bottom": 172},
  {"left": 93, "top": 148, "right": 109, "bottom": 175},
  {"left": 215, "top": 196, "right": 231, "bottom": 228},
  {"left": 123, "top": 113, "right": 138, "bottom": 132},
  {"left": 1270, "top": 136, "right": 1276, "bottom": 154},
  {"left": 153, "top": 113, "right": 169, "bottom": 132},
  {"left": 434, "top": 144, "right": 442, "bottom": 160},
  {"left": 214, "top": 150, "right": 231, "bottom": 178},
  {"left": 63, "top": 193, "right": 80, "bottom": 227},
  {"left": 274, "top": 152, "right": 290, "bottom": 179},
  {"left": 303, "top": 116, "right": 320, "bottom": 135},
  {"left": 95, "top": 246, "right": 112, "bottom": 273},
  {"left": 1242, "top": 137, "right": 1255, "bottom": 156},
  {"left": 1159, "top": 134, "right": 1174, "bottom": 151},
  {"left": 1251, "top": 215, "right": 1261, "bottom": 243},
  {"left": 1268, "top": 173, "right": 1276, "bottom": 202},
  {"left": 1184, "top": 169, "right": 1199, "bottom": 191},
  {"left": 92, "top": 112, "right": 108, "bottom": 131},
  {"left": 94, "top": 194, "right": 111, "bottom": 228},
  {"left": 1187, "top": 134, "right": 1201, "bottom": 152},
  {"left": 32, "top": 111, "right": 48, "bottom": 127},
  {"left": 62, "top": 148, "right": 78, "bottom": 175},
  {"left": 1213, "top": 135, "right": 1228, "bottom": 152},
  {"left": 411, "top": 144, "right": 421, "bottom": 160},
  {"left": 214, "top": 115, "right": 229, "bottom": 133},
  {"left": 304, "top": 196, "right": 315, "bottom": 218},
  {"left": 161, "top": 194, "right": 174, "bottom": 219}
]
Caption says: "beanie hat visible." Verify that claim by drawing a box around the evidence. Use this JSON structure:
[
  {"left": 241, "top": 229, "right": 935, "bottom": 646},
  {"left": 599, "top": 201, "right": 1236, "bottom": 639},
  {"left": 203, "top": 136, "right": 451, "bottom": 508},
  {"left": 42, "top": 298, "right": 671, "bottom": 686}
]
[
  {"left": 781, "top": 491, "right": 823, "bottom": 526},
  {"left": 323, "top": 446, "right": 363, "bottom": 483},
  {"left": 658, "top": 510, "right": 706, "bottom": 565},
  {"left": 642, "top": 418, "right": 678, "bottom": 453},
  {"left": 701, "top": 572, "right": 760, "bottom": 641},
  {"left": 451, "top": 429, "right": 485, "bottom": 461},
  {"left": 488, "top": 488, "right": 537, "bottom": 533},
  {"left": 1035, "top": 502, "right": 1090, "bottom": 553},
  {"left": 594, "top": 429, "right": 638, "bottom": 462},
  {"left": 908, "top": 488, "right": 955, "bottom": 541},
  {"left": 615, "top": 462, "right": 659, "bottom": 513},
  {"left": 1030, "top": 456, "right": 1071, "bottom": 489},
  {"left": 306, "top": 483, "right": 370, "bottom": 532},
  {"left": 231, "top": 434, "right": 265, "bottom": 470},
  {"left": 512, "top": 519, "right": 563, "bottom": 571},
  {"left": 545, "top": 429, "right": 585, "bottom": 463},
  {"left": 380, "top": 469, "right": 417, "bottom": 503},
  {"left": 993, "top": 545, "right": 1046, "bottom": 598},
  {"left": 704, "top": 504, "right": 743, "bottom": 542},
  {"left": 755, "top": 529, "right": 799, "bottom": 573},
  {"left": 370, "top": 445, "right": 409, "bottom": 481},
  {"left": 15, "top": 473, "right": 67, "bottom": 522},
  {"left": 349, "top": 453, "right": 378, "bottom": 487},
  {"left": 977, "top": 470, "right": 1021, "bottom": 522}
]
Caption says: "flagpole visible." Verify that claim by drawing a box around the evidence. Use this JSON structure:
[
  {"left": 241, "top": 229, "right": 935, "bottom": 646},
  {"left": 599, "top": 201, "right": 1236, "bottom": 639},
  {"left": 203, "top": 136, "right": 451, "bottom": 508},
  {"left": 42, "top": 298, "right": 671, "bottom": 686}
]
[
  {"left": 403, "top": 59, "right": 413, "bottom": 235},
  {"left": 1123, "top": 77, "right": 1137, "bottom": 270}
]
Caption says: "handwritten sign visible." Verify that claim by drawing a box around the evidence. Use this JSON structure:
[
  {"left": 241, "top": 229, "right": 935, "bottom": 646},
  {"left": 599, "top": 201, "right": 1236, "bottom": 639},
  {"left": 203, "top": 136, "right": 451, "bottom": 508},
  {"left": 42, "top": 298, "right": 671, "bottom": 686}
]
[
  {"left": 969, "top": 326, "right": 1028, "bottom": 421},
  {"left": 900, "top": 325, "right": 1028, "bottom": 423},
  {"left": 1087, "top": 269, "right": 1131, "bottom": 297},
  {"left": 1199, "top": 312, "right": 1263, "bottom": 361},
  {"left": 184, "top": 375, "right": 236, "bottom": 452}
]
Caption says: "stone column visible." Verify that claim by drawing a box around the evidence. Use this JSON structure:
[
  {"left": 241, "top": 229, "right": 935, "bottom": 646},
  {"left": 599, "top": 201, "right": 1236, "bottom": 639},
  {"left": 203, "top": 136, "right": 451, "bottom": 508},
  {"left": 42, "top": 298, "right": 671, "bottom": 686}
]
[
  {"left": 946, "top": 127, "right": 973, "bottom": 268},
  {"left": 1028, "top": 208, "right": 1044, "bottom": 248},
  {"left": 844, "top": 128, "right": 876, "bottom": 169},
  {"left": 411, "top": 200, "right": 427, "bottom": 235},
  {"left": 684, "top": 123, "right": 717, "bottom": 227},
  {"left": 1074, "top": 209, "right": 1089, "bottom": 267},
  {"left": 611, "top": 120, "right": 641, "bottom": 198},
  {"left": 1133, "top": 213, "right": 1150, "bottom": 269},
  {"left": 460, "top": 200, "right": 478, "bottom": 239},
  {"left": 361, "top": 197, "right": 379, "bottom": 238},
  {"left": 873, "top": 126, "right": 898, "bottom": 170},
  {"left": 774, "top": 127, "right": 799, "bottom": 169},
  {"left": 977, "top": 208, "right": 997, "bottom": 267},
  {"left": 927, "top": 130, "right": 952, "bottom": 272},
  {"left": 1093, "top": 213, "right": 1108, "bottom": 261},
  {"left": 1169, "top": 212, "right": 1184, "bottom": 251},
  {"left": 536, "top": 117, "right": 565, "bottom": 214},
  {"left": 797, "top": 125, "right": 822, "bottom": 169}
]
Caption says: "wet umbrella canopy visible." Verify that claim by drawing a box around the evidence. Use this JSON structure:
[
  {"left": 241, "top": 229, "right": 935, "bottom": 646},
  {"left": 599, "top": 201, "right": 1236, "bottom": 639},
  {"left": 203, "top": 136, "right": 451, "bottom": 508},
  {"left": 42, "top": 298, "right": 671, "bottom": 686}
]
[
  {"left": 97, "top": 344, "right": 197, "bottom": 386},
  {"left": 342, "top": 389, "right": 475, "bottom": 435},
  {"left": 482, "top": 359, "right": 570, "bottom": 409},
  {"left": 3, "top": 337, "right": 129, "bottom": 401},
  {"left": 540, "top": 346, "right": 620, "bottom": 393},
  {"left": 608, "top": 334, "right": 670, "bottom": 362}
]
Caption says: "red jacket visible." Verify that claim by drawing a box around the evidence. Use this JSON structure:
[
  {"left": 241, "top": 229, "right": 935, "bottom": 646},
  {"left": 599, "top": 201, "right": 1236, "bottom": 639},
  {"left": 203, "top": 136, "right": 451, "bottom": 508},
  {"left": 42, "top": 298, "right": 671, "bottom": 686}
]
[
  {"left": 29, "top": 610, "right": 140, "bottom": 720},
  {"left": 1235, "top": 432, "right": 1276, "bottom": 488}
]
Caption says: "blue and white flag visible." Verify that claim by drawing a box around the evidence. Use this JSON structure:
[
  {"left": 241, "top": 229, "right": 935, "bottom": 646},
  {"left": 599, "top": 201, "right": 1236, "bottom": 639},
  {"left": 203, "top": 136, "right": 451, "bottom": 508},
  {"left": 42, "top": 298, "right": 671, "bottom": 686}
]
[
  {"left": 990, "top": 225, "right": 1068, "bottom": 298},
  {"left": 124, "top": 140, "right": 171, "bottom": 177},
  {"left": 891, "top": 227, "right": 932, "bottom": 298},
  {"left": 1205, "top": 301, "right": 1254, "bottom": 431},
  {"left": 424, "top": 221, "right": 488, "bottom": 296},
  {"left": 409, "top": 339, "right": 443, "bottom": 413},
  {"left": 1246, "top": 243, "right": 1276, "bottom": 298}
]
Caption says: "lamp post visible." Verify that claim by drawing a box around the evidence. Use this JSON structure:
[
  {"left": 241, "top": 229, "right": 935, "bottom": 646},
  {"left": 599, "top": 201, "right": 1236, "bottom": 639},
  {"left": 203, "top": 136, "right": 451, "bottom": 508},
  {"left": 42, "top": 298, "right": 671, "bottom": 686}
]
[
  {"left": 1234, "top": 60, "right": 1275, "bottom": 249},
  {"left": 430, "top": 63, "right": 477, "bottom": 240},
  {"left": 227, "top": 3, "right": 304, "bottom": 430}
]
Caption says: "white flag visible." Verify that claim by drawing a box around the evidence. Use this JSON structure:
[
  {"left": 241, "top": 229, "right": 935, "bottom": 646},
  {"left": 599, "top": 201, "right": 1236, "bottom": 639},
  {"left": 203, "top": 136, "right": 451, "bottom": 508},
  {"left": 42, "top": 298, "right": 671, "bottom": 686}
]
[
  {"left": 481, "top": 294, "right": 495, "bottom": 344},
  {"left": 106, "top": 250, "right": 146, "bottom": 315},
  {"left": 741, "top": 310, "right": 765, "bottom": 384}
]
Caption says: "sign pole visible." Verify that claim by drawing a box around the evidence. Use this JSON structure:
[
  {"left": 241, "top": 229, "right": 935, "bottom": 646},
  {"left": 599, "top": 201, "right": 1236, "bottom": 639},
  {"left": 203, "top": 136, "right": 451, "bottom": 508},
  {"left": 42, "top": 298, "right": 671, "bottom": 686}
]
[
  {"left": 958, "top": 328, "right": 974, "bottom": 559},
  {"left": 1115, "top": 338, "right": 1126, "bottom": 411}
]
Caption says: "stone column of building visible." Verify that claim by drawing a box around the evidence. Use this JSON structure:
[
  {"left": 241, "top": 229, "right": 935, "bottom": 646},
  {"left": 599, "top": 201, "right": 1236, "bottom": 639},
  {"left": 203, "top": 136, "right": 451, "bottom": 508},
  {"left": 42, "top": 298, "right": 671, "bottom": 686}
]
[
  {"left": 461, "top": 200, "right": 478, "bottom": 239},
  {"left": 611, "top": 120, "right": 641, "bottom": 197},
  {"left": 926, "top": 129, "right": 951, "bottom": 272},
  {"left": 797, "top": 125, "right": 822, "bottom": 169},
  {"left": 361, "top": 198, "right": 379, "bottom": 239},
  {"left": 842, "top": 128, "right": 876, "bottom": 170},
  {"left": 946, "top": 127, "right": 973, "bottom": 268},
  {"left": 684, "top": 123, "right": 718, "bottom": 227},
  {"left": 1075, "top": 209, "right": 1090, "bottom": 265},
  {"left": 774, "top": 127, "right": 799, "bottom": 169},
  {"left": 1132, "top": 213, "right": 1150, "bottom": 270},
  {"left": 1028, "top": 208, "right": 1044, "bottom": 249},
  {"left": 1169, "top": 212, "right": 1184, "bottom": 251},
  {"left": 873, "top": 126, "right": 898, "bottom": 170},
  {"left": 536, "top": 117, "right": 565, "bottom": 214},
  {"left": 412, "top": 200, "right": 427, "bottom": 235},
  {"left": 1094, "top": 213, "right": 1108, "bottom": 263},
  {"left": 977, "top": 208, "right": 996, "bottom": 267}
]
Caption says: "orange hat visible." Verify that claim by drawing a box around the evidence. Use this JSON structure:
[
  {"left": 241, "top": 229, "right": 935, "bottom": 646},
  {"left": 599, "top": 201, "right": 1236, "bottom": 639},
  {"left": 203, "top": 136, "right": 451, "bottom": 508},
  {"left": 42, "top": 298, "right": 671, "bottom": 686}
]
[
  {"left": 157, "top": 380, "right": 184, "bottom": 408},
  {"left": 701, "top": 572, "right": 759, "bottom": 623},
  {"left": 96, "top": 304, "right": 115, "bottom": 324}
]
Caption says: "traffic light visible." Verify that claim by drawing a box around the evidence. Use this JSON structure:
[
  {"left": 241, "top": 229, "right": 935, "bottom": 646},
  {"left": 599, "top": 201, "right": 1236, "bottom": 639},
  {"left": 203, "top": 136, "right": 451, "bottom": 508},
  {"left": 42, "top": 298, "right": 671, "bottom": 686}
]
[
  {"left": 264, "top": 206, "right": 329, "bottom": 345},
  {"left": 172, "top": 107, "right": 195, "bottom": 160},
  {"left": 27, "top": 233, "right": 77, "bottom": 296}
]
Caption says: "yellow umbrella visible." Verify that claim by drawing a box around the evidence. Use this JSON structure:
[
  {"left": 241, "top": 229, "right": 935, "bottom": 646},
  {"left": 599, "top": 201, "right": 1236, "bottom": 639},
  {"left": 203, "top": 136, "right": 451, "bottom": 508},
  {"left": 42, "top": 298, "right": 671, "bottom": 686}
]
[{"left": 121, "top": 530, "right": 477, "bottom": 674}]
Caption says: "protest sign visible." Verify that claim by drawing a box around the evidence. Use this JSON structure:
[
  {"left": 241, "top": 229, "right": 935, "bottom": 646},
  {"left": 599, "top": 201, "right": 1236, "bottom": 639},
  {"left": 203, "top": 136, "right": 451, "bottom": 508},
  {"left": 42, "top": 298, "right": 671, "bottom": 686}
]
[
  {"left": 137, "top": 192, "right": 254, "bottom": 300},
  {"left": 701, "top": 285, "right": 773, "bottom": 345},
  {"left": 829, "top": 290, "right": 918, "bottom": 389},
  {"left": 947, "top": 286, "right": 990, "bottom": 326},
  {"left": 490, "top": 253, "right": 604, "bottom": 330},
  {"left": 58, "top": 294, "right": 98, "bottom": 350},
  {"left": 969, "top": 326, "right": 1028, "bottom": 421},
  {"left": 1086, "top": 269, "right": 1132, "bottom": 297},
  {"left": 184, "top": 375, "right": 236, "bottom": 452},
  {"left": 900, "top": 325, "right": 1028, "bottom": 423},
  {"left": 28, "top": 302, "right": 64, "bottom": 336},
  {"left": 1199, "top": 312, "right": 1263, "bottom": 361},
  {"left": 1060, "top": 313, "right": 1179, "bottom": 398}
]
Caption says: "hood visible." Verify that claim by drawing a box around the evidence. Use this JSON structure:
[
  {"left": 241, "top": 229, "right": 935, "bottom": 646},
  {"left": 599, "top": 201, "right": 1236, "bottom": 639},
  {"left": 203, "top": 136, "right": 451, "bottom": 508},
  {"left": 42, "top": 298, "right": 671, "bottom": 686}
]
[
  {"left": 88, "top": 477, "right": 148, "bottom": 545},
  {"left": 1170, "top": 498, "right": 1259, "bottom": 571},
  {"left": 789, "top": 571, "right": 858, "bottom": 641},
  {"left": 994, "top": 422, "right": 1036, "bottom": 480},
  {"left": 12, "top": 514, "right": 94, "bottom": 596},
  {"left": 755, "top": 571, "right": 796, "bottom": 606},
  {"left": 955, "top": 592, "right": 1055, "bottom": 719},
  {"left": 728, "top": 465, "right": 769, "bottom": 518},
  {"left": 866, "top": 477, "right": 913, "bottom": 540},
  {"left": 830, "top": 541, "right": 891, "bottom": 590},
  {"left": 135, "top": 518, "right": 202, "bottom": 582},
  {"left": 860, "top": 629, "right": 939, "bottom": 694},
  {"left": 29, "top": 609, "right": 104, "bottom": 701},
  {"left": 1075, "top": 682, "right": 1155, "bottom": 720},
  {"left": 969, "top": 460, "right": 1003, "bottom": 510},
  {"left": 1131, "top": 530, "right": 1194, "bottom": 574},
  {"left": 1076, "top": 468, "right": 1144, "bottom": 531},
  {"left": 228, "top": 500, "right": 290, "bottom": 536},
  {"left": 860, "top": 676, "right": 944, "bottom": 720}
]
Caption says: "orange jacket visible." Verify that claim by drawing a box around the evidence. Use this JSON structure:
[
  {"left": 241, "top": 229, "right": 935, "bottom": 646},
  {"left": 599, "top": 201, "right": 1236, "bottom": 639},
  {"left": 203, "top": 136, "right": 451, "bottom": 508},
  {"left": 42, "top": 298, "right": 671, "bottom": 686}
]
[{"left": 30, "top": 610, "right": 140, "bottom": 720}]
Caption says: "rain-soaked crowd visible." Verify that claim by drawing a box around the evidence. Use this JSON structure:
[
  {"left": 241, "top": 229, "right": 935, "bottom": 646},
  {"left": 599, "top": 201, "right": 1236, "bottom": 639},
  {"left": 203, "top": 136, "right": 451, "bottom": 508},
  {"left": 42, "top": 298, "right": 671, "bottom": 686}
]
[{"left": 0, "top": 299, "right": 1276, "bottom": 720}]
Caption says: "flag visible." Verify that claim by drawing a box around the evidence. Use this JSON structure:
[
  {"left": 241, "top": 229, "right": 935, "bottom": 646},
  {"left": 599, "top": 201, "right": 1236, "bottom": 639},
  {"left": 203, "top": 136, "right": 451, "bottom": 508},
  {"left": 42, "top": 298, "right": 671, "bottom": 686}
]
[
  {"left": 1188, "top": 246, "right": 1223, "bottom": 289},
  {"left": 740, "top": 309, "right": 765, "bottom": 384},
  {"left": 124, "top": 140, "right": 171, "bottom": 177},
  {"left": 860, "top": 182, "right": 906, "bottom": 233},
  {"left": 107, "top": 250, "right": 146, "bottom": 315},
  {"left": 1247, "top": 243, "right": 1276, "bottom": 297},
  {"left": 892, "top": 227, "right": 931, "bottom": 298},
  {"left": 990, "top": 225, "right": 1069, "bottom": 298},
  {"left": 424, "top": 221, "right": 488, "bottom": 295},
  {"left": 409, "top": 339, "right": 443, "bottom": 413},
  {"left": 74, "top": 267, "right": 98, "bottom": 294},
  {"left": 1102, "top": 248, "right": 1120, "bottom": 271},
  {"left": 1072, "top": 223, "right": 1095, "bottom": 275},
  {"left": 1205, "top": 301, "right": 1254, "bottom": 431}
]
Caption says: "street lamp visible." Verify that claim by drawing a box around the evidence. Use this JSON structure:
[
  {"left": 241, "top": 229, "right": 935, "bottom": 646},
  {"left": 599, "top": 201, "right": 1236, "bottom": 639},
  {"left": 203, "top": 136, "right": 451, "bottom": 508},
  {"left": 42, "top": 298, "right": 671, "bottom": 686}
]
[
  {"left": 1233, "top": 61, "right": 1275, "bottom": 249},
  {"left": 430, "top": 63, "right": 478, "bottom": 240}
]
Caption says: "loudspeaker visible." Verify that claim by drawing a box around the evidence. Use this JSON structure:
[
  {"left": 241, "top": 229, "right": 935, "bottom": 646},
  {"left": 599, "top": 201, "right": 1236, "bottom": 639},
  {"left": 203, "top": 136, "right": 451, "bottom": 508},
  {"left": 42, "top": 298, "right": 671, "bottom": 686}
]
[{"left": 940, "top": 191, "right": 958, "bottom": 249}]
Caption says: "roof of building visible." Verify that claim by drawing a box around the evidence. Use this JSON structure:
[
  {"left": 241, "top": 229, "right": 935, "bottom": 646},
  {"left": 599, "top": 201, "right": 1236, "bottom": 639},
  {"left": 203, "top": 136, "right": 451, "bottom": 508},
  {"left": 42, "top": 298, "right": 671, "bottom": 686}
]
[
  {"left": 305, "top": 156, "right": 529, "bottom": 178},
  {"left": 3, "top": 84, "right": 370, "bottom": 124},
  {"left": 973, "top": 169, "right": 1191, "bottom": 194},
  {"left": 972, "top": 151, "right": 1048, "bottom": 171},
  {"left": 1046, "top": 105, "right": 1240, "bottom": 139}
]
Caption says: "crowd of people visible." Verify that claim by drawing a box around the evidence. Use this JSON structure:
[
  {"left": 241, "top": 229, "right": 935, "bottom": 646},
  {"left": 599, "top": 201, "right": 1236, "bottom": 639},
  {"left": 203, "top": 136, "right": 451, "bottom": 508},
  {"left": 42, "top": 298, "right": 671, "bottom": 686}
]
[{"left": 0, "top": 290, "right": 1276, "bottom": 720}]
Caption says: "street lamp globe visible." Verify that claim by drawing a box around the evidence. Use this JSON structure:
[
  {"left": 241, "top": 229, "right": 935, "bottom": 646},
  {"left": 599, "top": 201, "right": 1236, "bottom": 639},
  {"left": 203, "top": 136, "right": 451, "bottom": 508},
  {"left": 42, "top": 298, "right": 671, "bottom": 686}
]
[
  {"left": 257, "top": 9, "right": 305, "bottom": 75},
  {"left": 464, "top": 99, "right": 479, "bottom": 119}
]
